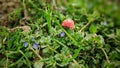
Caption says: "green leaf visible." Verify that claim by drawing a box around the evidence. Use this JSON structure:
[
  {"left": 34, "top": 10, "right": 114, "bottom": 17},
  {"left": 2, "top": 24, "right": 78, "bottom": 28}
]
[
  {"left": 116, "top": 29, "right": 120, "bottom": 37},
  {"left": 89, "top": 24, "right": 97, "bottom": 33},
  {"left": 34, "top": 60, "right": 44, "bottom": 68},
  {"left": 25, "top": 52, "right": 33, "bottom": 58}
]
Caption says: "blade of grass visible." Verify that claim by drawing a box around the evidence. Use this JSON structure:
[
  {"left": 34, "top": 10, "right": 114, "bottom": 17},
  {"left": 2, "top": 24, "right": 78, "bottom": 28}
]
[
  {"left": 30, "top": 47, "right": 42, "bottom": 60},
  {"left": 101, "top": 48, "right": 110, "bottom": 64},
  {"left": 45, "top": 9, "right": 52, "bottom": 34},
  {"left": 28, "top": 0, "right": 45, "bottom": 13},
  {"left": 19, "top": 50, "right": 31, "bottom": 68},
  {"left": 9, "top": 57, "right": 24, "bottom": 67},
  {"left": 5, "top": 51, "right": 8, "bottom": 68}
]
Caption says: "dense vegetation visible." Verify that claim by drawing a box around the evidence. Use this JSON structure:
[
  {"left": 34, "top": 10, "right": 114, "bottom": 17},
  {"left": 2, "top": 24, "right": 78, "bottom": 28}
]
[{"left": 0, "top": 0, "right": 120, "bottom": 68}]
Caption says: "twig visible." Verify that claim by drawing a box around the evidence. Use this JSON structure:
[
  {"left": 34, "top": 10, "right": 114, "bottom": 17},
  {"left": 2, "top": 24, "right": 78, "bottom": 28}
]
[
  {"left": 101, "top": 48, "right": 110, "bottom": 64},
  {"left": 78, "top": 21, "right": 91, "bottom": 33},
  {"left": 69, "top": 54, "right": 79, "bottom": 67},
  {"left": 47, "top": 45, "right": 58, "bottom": 53},
  {"left": 23, "top": 0, "right": 28, "bottom": 18},
  {"left": 30, "top": 47, "right": 42, "bottom": 59},
  {"left": 52, "top": 0, "right": 57, "bottom": 10},
  {"left": 5, "top": 51, "right": 8, "bottom": 68}
]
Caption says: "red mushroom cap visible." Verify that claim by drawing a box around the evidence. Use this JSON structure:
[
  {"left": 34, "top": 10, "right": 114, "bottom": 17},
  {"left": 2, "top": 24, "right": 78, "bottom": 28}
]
[{"left": 62, "top": 19, "right": 74, "bottom": 29}]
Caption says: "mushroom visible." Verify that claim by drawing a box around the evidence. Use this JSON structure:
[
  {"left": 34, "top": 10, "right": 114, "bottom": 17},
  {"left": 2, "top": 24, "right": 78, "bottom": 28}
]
[{"left": 62, "top": 19, "right": 74, "bottom": 29}]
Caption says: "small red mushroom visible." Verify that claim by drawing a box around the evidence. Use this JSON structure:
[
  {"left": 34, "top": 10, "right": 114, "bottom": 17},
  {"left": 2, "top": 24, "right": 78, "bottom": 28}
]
[{"left": 62, "top": 19, "right": 74, "bottom": 29}]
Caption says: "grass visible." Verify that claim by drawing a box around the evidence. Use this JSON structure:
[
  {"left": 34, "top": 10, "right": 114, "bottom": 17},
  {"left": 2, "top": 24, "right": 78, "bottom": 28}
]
[{"left": 0, "top": 0, "right": 120, "bottom": 68}]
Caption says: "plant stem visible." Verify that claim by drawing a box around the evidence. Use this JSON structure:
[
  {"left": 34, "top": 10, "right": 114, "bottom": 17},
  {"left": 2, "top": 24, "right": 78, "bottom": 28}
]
[
  {"left": 23, "top": 0, "right": 28, "bottom": 18},
  {"left": 5, "top": 51, "right": 8, "bottom": 68},
  {"left": 30, "top": 47, "right": 42, "bottom": 59},
  {"left": 19, "top": 50, "right": 31, "bottom": 68},
  {"left": 69, "top": 54, "right": 79, "bottom": 67},
  {"left": 52, "top": 0, "right": 57, "bottom": 9},
  {"left": 79, "top": 21, "right": 91, "bottom": 33},
  {"left": 101, "top": 48, "right": 110, "bottom": 64},
  {"left": 47, "top": 45, "right": 58, "bottom": 53}
]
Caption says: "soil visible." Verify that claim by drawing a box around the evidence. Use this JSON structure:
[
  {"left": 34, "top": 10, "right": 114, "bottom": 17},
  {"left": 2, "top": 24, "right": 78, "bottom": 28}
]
[{"left": 0, "top": 0, "right": 20, "bottom": 26}]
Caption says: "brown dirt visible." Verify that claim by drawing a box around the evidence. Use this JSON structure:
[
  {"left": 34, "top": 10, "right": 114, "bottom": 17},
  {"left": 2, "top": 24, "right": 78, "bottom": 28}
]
[{"left": 0, "top": 0, "right": 20, "bottom": 26}]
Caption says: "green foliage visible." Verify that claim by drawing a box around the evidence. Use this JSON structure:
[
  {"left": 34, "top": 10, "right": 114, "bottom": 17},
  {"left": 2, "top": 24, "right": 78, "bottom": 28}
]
[
  {"left": 89, "top": 24, "right": 97, "bottom": 33},
  {"left": 8, "top": 9, "right": 22, "bottom": 27},
  {"left": 0, "top": 0, "right": 120, "bottom": 68},
  {"left": 33, "top": 60, "right": 44, "bottom": 68}
]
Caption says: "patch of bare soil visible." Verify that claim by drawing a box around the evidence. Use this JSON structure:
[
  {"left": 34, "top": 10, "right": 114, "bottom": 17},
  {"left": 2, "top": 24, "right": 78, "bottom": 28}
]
[{"left": 0, "top": 0, "right": 20, "bottom": 26}]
